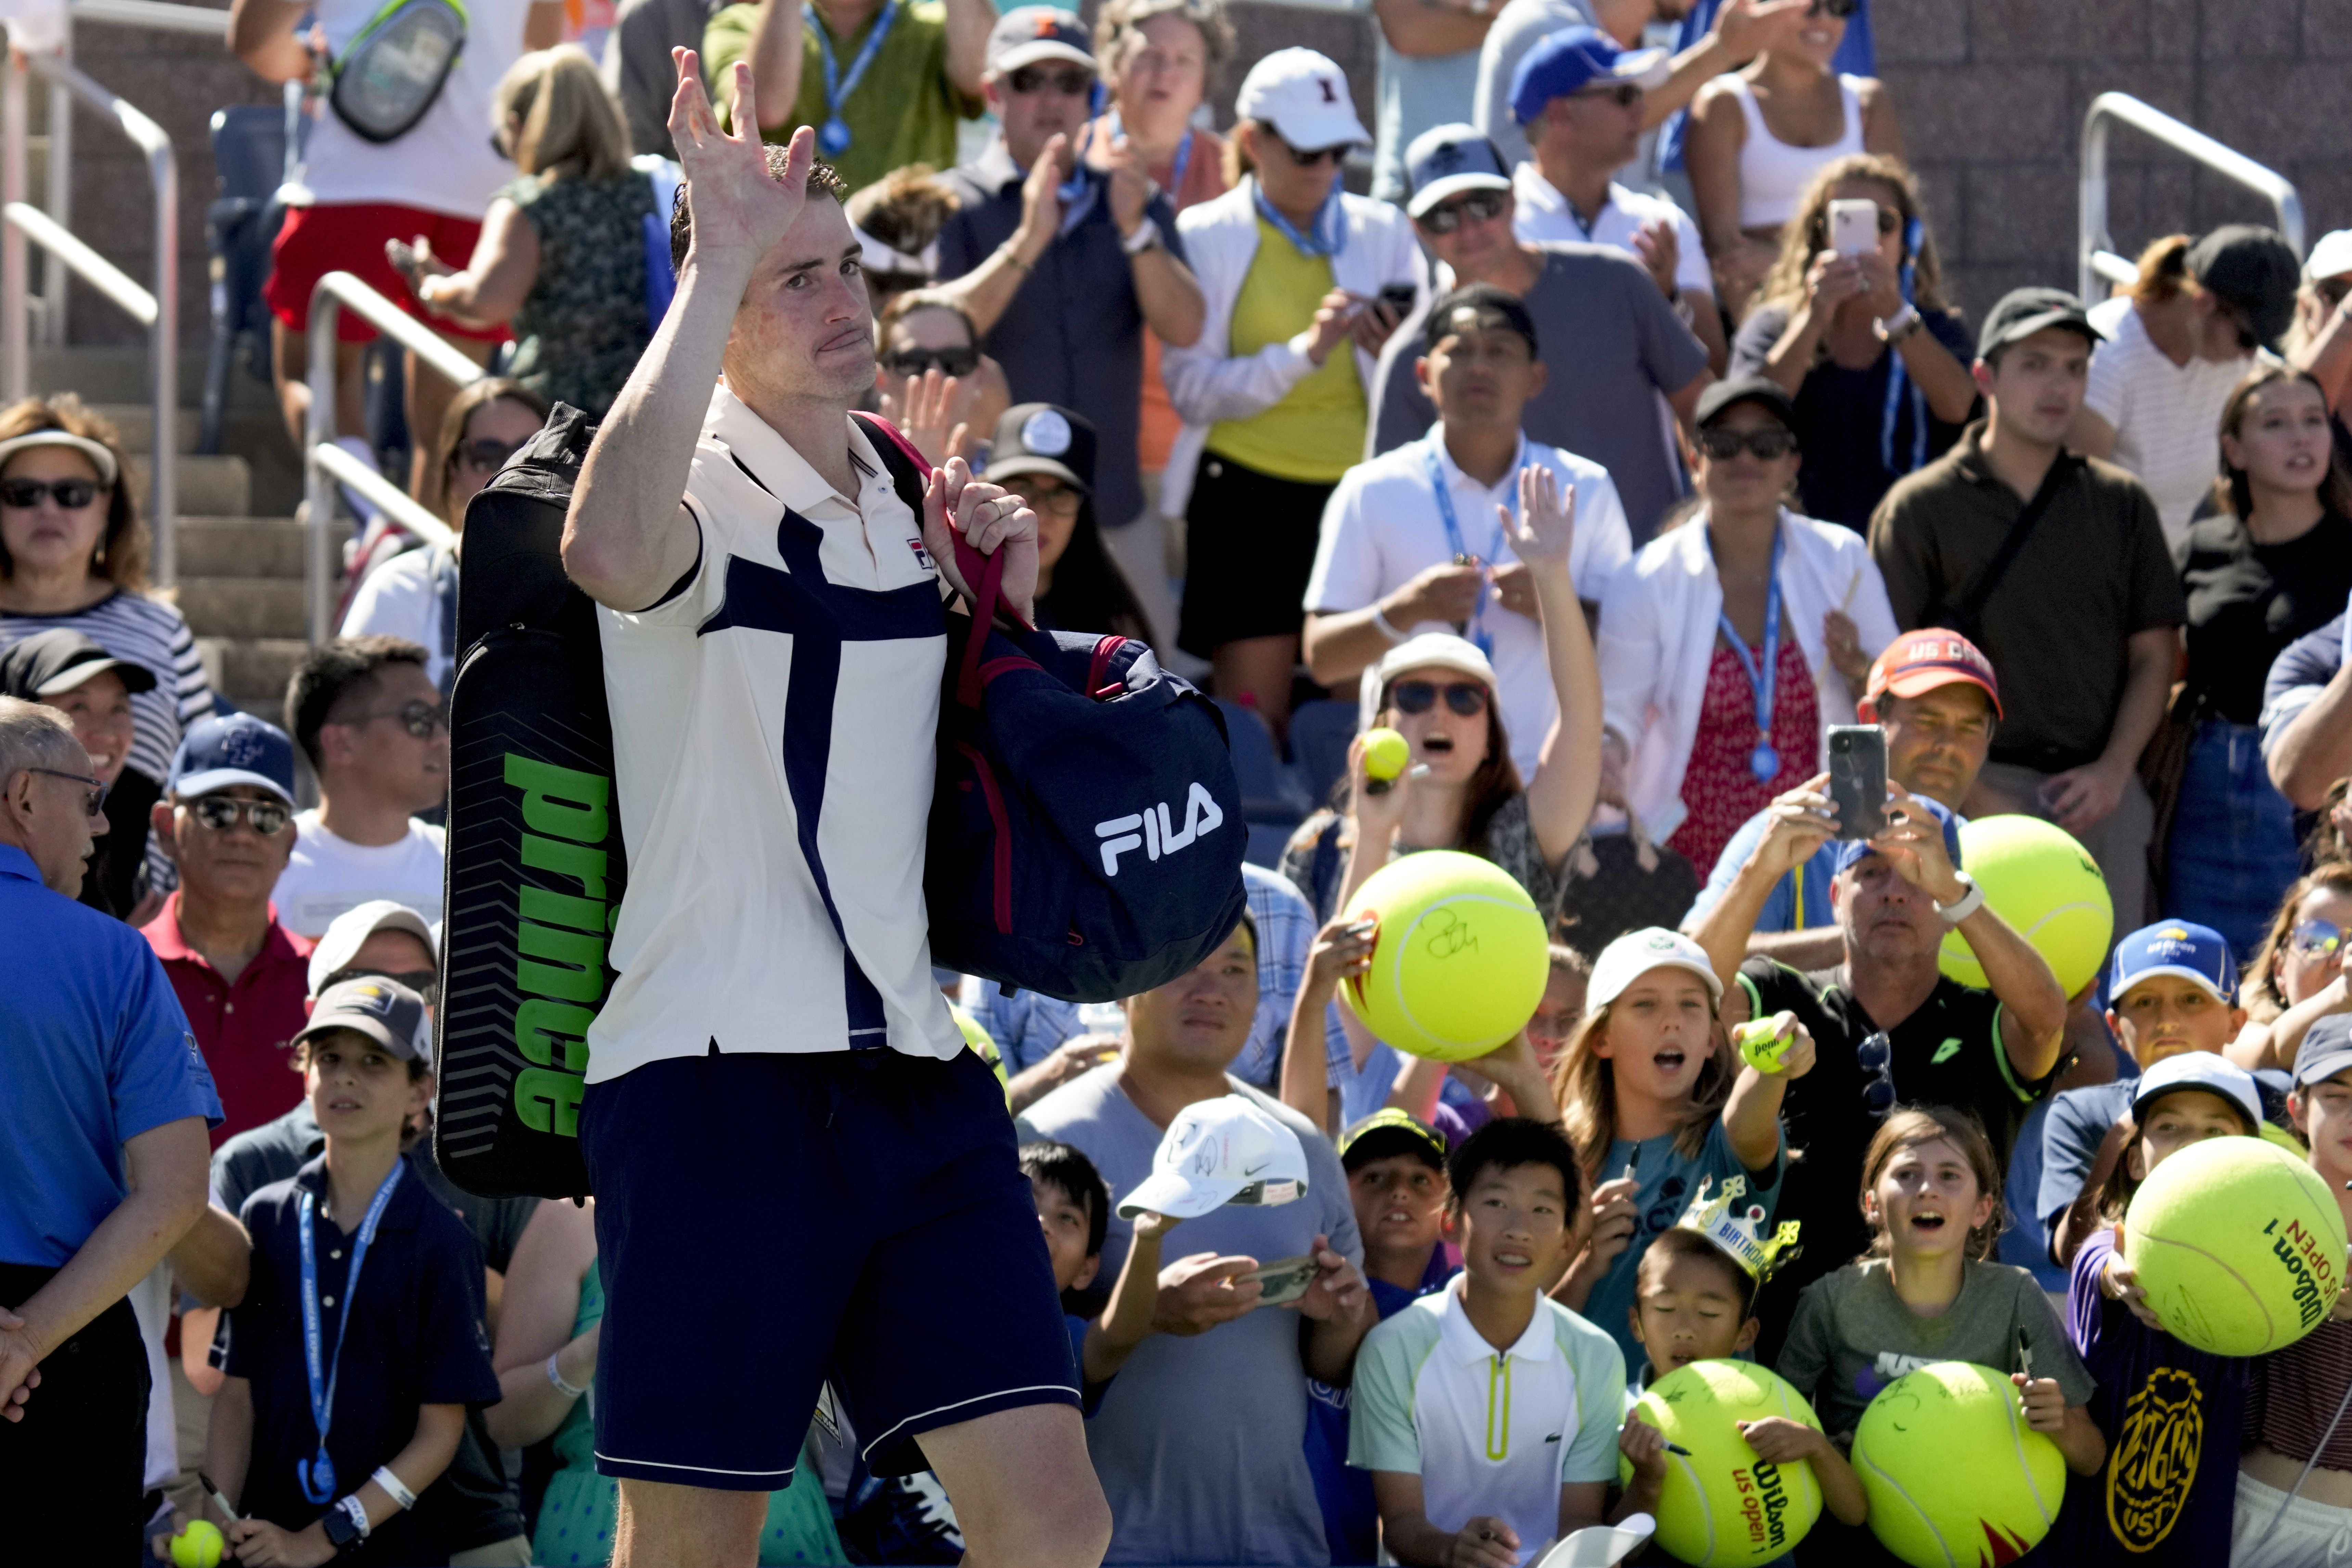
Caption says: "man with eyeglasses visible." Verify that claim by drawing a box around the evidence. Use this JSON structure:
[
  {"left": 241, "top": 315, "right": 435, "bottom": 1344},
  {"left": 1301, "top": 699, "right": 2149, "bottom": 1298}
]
[
  {"left": 933, "top": 7, "right": 1204, "bottom": 584},
  {"left": 1691, "top": 776, "right": 2068, "bottom": 1356},
  {"left": 138, "top": 714, "right": 316, "bottom": 1149},
  {"left": 0, "top": 696, "right": 218, "bottom": 1562},
  {"left": 1507, "top": 26, "right": 1725, "bottom": 374},
  {"left": 1306, "top": 283, "right": 1630, "bottom": 783},
  {"left": 274, "top": 637, "right": 451, "bottom": 940},
  {"left": 1367, "top": 124, "right": 1710, "bottom": 544}
]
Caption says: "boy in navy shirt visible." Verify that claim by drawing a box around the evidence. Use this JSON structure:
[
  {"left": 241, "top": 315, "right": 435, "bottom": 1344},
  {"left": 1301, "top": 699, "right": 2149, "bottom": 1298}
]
[{"left": 207, "top": 979, "right": 499, "bottom": 1565}]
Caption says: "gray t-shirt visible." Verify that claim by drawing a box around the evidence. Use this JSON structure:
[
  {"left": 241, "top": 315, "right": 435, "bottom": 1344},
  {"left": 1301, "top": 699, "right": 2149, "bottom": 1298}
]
[
  {"left": 1776, "top": 1258, "right": 2096, "bottom": 1441},
  {"left": 1373, "top": 37, "right": 1487, "bottom": 203},
  {"left": 1471, "top": 0, "right": 1594, "bottom": 171},
  {"left": 1368, "top": 245, "right": 1707, "bottom": 543},
  {"left": 1018, "top": 1071, "right": 1363, "bottom": 1566}
]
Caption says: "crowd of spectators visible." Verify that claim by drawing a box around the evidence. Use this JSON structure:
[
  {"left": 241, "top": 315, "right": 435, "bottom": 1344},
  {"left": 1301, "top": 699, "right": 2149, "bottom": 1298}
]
[{"left": 15, "top": 0, "right": 2352, "bottom": 1562}]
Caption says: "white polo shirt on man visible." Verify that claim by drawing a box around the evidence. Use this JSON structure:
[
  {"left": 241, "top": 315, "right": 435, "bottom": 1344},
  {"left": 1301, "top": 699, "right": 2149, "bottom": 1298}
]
[
  {"left": 1350, "top": 1278, "right": 1627, "bottom": 1556},
  {"left": 1511, "top": 163, "right": 1710, "bottom": 295},
  {"left": 1303, "top": 430, "right": 1631, "bottom": 781},
  {"left": 589, "top": 383, "right": 965, "bottom": 1082}
]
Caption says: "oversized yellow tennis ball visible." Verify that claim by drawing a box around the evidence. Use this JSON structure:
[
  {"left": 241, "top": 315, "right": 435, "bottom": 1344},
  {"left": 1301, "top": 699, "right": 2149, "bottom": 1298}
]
[
  {"left": 1362, "top": 727, "right": 1411, "bottom": 784},
  {"left": 1339, "top": 850, "right": 1548, "bottom": 1062},
  {"left": 1936, "top": 816, "right": 2113, "bottom": 997},
  {"left": 170, "top": 1521, "right": 225, "bottom": 1568},
  {"left": 1851, "top": 1361, "right": 2065, "bottom": 1568},
  {"left": 2123, "top": 1134, "right": 2347, "bottom": 1356},
  {"left": 1618, "top": 1360, "right": 1825, "bottom": 1566}
]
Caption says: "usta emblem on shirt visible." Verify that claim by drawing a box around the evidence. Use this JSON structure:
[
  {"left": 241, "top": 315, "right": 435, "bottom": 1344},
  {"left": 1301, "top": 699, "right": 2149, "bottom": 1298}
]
[{"left": 2107, "top": 1366, "right": 2202, "bottom": 1551}]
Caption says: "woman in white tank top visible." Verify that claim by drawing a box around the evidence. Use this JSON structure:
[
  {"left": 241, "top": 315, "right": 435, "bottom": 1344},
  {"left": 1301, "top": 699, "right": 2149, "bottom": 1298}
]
[{"left": 1684, "top": 0, "right": 1902, "bottom": 320}]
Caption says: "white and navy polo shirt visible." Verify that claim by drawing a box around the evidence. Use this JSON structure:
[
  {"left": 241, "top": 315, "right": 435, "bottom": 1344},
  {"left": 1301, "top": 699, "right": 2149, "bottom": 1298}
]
[
  {"left": 588, "top": 382, "right": 965, "bottom": 1081},
  {"left": 1349, "top": 1278, "right": 1628, "bottom": 1552}
]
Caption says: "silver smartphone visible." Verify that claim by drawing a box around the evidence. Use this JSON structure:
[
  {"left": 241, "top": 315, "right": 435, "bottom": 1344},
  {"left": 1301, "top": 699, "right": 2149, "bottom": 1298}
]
[{"left": 1828, "top": 198, "right": 1878, "bottom": 257}]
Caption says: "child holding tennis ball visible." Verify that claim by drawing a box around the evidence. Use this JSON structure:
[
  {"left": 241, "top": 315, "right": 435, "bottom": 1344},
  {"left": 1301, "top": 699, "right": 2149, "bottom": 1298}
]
[
  {"left": 1776, "top": 1107, "right": 2104, "bottom": 1559},
  {"left": 1547, "top": 927, "right": 1807, "bottom": 1372},
  {"left": 2233, "top": 1015, "right": 2352, "bottom": 1567},
  {"left": 2048, "top": 1053, "right": 2263, "bottom": 1565}
]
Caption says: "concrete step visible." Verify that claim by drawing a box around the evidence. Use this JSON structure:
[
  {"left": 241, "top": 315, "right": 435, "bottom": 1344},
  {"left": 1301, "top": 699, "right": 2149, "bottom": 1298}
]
[
  {"left": 30, "top": 346, "right": 233, "bottom": 409},
  {"left": 176, "top": 515, "right": 306, "bottom": 579},
  {"left": 129, "top": 453, "right": 249, "bottom": 518},
  {"left": 89, "top": 401, "right": 200, "bottom": 454},
  {"left": 179, "top": 576, "right": 304, "bottom": 641},
  {"left": 198, "top": 636, "right": 307, "bottom": 718}
]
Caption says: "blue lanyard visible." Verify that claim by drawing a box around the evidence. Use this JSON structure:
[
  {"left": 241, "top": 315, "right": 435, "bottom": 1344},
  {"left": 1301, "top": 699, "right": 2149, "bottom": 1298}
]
[
  {"left": 296, "top": 1159, "right": 406, "bottom": 1505},
  {"left": 1710, "top": 522, "right": 1786, "bottom": 783},
  {"left": 1251, "top": 178, "right": 1345, "bottom": 259},
  {"left": 1878, "top": 216, "right": 1929, "bottom": 478},
  {"left": 1423, "top": 439, "right": 1522, "bottom": 659},
  {"left": 811, "top": 0, "right": 899, "bottom": 157}
]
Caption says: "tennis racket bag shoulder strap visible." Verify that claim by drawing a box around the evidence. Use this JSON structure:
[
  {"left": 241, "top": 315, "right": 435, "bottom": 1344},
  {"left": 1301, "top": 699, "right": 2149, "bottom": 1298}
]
[
  {"left": 436, "top": 402, "right": 614, "bottom": 1200},
  {"left": 850, "top": 413, "right": 1249, "bottom": 1003}
]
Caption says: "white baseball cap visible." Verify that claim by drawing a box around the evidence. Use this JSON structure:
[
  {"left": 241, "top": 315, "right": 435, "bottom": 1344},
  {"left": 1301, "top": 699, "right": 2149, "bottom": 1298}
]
[
  {"left": 1118, "top": 1095, "right": 1312, "bottom": 1219},
  {"left": 1357, "top": 632, "right": 1499, "bottom": 733},
  {"left": 1234, "top": 48, "right": 1370, "bottom": 154},
  {"left": 308, "top": 899, "right": 438, "bottom": 998},
  {"left": 2129, "top": 1051, "right": 2263, "bottom": 1132},
  {"left": 2308, "top": 229, "right": 2352, "bottom": 284},
  {"left": 1588, "top": 927, "right": 1723, "bottom": 1011}
]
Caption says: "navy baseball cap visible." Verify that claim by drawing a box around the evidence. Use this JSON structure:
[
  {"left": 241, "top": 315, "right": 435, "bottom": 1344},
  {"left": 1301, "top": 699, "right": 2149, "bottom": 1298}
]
[
  {"left": 1509, "top": 26, "right": 1668, "bottom": 127},
  {"left": 1403, "top": 123, "right": 1511, "bottom": 219},
  {"left": 985, "top": 6, "right": 1093, "bottom": 75},
  {"left": 295, "top": 976, "right": 432, "bottom": 1065},
  {"left": 1338, "top": 1108, "right": 1448, "bottom": 1172},
  {"left": 1825, "top": 794, "right": 1963, "bottom": 878},
  {"left": 168, "top": 712, "right": 297, "bottom": 805},
  {"left": 2130, "top": 1050, "right": 2263, "bottom": 1132},
  {"left": 2110, "top": 921, "right": 2237, "bottom": 1006},
  {"left": 2294, "top": 1013, "right": 2352, "bottom": 1088}
]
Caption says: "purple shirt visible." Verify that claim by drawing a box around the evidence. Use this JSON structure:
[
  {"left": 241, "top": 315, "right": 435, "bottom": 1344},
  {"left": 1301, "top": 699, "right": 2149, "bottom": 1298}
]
[{"left": 2053, "top": 1228, "right": 2249, "bottom": 1564}]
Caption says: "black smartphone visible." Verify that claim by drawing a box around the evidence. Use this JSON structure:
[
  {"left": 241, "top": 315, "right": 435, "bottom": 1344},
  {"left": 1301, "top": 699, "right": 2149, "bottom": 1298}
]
[
  {"left": 1826, "top": 724, "right": 1887, "bottom": 842},
  {"left": 1377, "top": 283, "right": 1417, "bottom": 318}
]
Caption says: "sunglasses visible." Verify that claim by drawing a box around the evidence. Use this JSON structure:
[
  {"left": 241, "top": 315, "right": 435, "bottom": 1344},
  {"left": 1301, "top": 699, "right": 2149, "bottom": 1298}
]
[
  {"left": 1809, "top": 0, "right": 1857, "bottom": 15},
  {"left": 1418, "top": 190, "right": 1509, "bottom": 236},
  {"left": 1389, "top": 680, "right": 1488, "bottom": 718},
  {"left": 344, "top": 699, "right": 450, "bottom": 740},
  {"left": 2292, "top": 919, "right": 2346, "bottom": 960},
  {"left": 28, "top": 765, "right": 105, "bottom": 816},
  {"left": 1698, "top": 426, "right": 1800, "bottom": 461},
  {"left": 0, "top": 477, "right": 103, "bottom": 510},
  {"left": 881, "top": 346, "right": 981, "bottom": 381},
  {"left": 458, "top": 438, "right": 522, "bottom": 473},
  {"left": 1273, "top": 134, "right": 1350, "bottom": 169},
  {"left": 1012, "top": 483, "right": 1082, "bottom": 517},
  {"left": 189, "top": 796, "right": 293, "bottom": 836},
  {"left": 1572, "top": 82, "right": 1643, "bottom": 109},
  {"left": 1856, "top": 1029, "right": 1896, "bottom": 1117},
  {"left": 1008, "top": 64, "right": 1094, "bottom": 97}
]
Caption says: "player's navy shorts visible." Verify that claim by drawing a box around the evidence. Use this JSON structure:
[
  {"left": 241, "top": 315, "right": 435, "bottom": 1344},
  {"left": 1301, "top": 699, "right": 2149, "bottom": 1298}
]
[{"left": 579, "top": 1044, "right": 1079, "bottom": 1489}]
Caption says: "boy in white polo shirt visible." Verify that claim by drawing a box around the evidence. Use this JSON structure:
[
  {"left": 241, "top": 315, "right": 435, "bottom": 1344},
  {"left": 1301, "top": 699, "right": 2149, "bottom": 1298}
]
[{"left": 1351, "top": 1117, "right": 1624, "bottom": 1566}]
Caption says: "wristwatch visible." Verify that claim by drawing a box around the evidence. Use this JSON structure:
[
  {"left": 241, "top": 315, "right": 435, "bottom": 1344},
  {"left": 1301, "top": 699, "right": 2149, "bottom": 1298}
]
[
  {"left": 1935, "top": 871, "right": 1986, "bottom": 924},
  {"left": 1878, "top": 304, "right": 1923, "bottom": 345},
  {"left": 320, "top": 1495, "right": 370, "bottom": 1553},
  {"left": 1121, "top": 219, "right": 1162, "bottom": 258}
]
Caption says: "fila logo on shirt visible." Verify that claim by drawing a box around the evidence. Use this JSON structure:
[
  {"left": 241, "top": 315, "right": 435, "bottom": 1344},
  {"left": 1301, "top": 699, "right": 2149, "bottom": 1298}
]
[{"left": 1094, "top": 784, "right": 1225, "bottom": 875}]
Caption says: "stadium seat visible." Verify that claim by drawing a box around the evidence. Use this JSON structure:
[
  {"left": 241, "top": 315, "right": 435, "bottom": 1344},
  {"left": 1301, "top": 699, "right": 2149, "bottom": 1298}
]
[
  {"left": 201, "top": 104, "right": 290, "bottom": 454},
  {"left": 1288, "top": 697, "right": 1359, "bottom": 814}
]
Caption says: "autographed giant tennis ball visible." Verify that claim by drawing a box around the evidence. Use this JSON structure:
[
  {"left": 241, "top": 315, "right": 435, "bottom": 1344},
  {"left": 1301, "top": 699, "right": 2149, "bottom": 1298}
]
[
  {"left": 2124, "top": 1134, "right": 2346, "bottom": 1356},
  {"left": 1340, "top": 850, "right": 1548, "bottom": 1062},
  {"left": 1937, "top": 816, "right": 2112, "bottom": 997},
  {"left": 1619, "top": 1360, "right": 1825, "bottom": 1566},
  {"left": 1852, "top": 1362, "right": 2065, "bottom": 1568}
]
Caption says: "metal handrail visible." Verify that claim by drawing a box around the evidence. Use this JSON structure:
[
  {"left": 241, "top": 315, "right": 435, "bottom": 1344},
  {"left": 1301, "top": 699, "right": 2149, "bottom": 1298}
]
[
  {"left": 303, "top": 271, "right": 476, "bottom": 642},
  {"left": 2080, "top": 92, "right": 2306, "bottom": 301},
  {"left": 70, "top": 0, "right": 231, "bottom": 33},
  {"left": 0, "top": 44, "right": 176, "bottom": 583}
]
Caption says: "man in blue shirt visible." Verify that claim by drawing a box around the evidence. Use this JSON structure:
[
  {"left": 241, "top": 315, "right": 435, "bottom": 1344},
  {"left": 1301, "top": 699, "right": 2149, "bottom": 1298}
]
[{"left": 0, "top": 697, "right": 218, "bottom": 1559}]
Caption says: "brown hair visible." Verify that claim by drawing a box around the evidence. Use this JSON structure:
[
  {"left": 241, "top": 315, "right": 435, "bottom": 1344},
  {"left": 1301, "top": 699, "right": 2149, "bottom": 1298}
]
[
  {"left": 670, "top": 143, "right": 847, "bottom": 273},
  {"left": 285, "top": 635, "right": 431, "bottom": 770},
  {"left": 294, "top": 1029, "right": 430, "bottom": 1083},
  {"left": 877, "top": 288, "right": 980, "bottom": 349},
  {"left": 1858, "top": 1106, "right": 2002, "bottom": 1262},
  {"left": 0, "top": 395, "right": 144, "bottom": 590},
  {"left": 429, "top": 377, "right": 549, "bottom": 523},
  {"left": 1637, "top": 1223, "right": 1759, "bottom": 1316},
  {"left": 1550, "top": 995, "right": 1736, "bottom": 1172},
  {"left": 1094, "top": 0, "right": 1235, "bottom": 76},
  {"left": 2213, "top": 362, "right": 2352, "bottom": 523},
  {"left": 2245, "top": 862, "right": 2352, "bottom": 1021},
  {"left": 2309, "top": 780, "right": 2352, "bottom": 867},
  {"left": 1757, "top": 154, "right": 1950, "bottom": 317},
  {"left": 2125, "top": 234, "right": 2194, "bottom": 306},
  {"left": 496, "top": 46, "right": 630, "bottom": 183},
  {"left": 1354, "top": 676, "right": 1522, "bottom": 858},
  {"left": 844, "top": 164, "right": 960, "bottom": 303}
]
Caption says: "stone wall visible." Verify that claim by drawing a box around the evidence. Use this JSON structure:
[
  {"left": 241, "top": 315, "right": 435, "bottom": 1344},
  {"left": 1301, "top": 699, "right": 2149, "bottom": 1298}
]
[{"left": 47, "top": 0, "right": 2352, "bottom": 348}]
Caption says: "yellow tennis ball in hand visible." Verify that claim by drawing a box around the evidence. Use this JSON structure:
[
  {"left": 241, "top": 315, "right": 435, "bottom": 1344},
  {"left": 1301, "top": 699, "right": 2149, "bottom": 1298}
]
[
  {"left": 1340, "top": 850, "right": 1549, "bottom": 1061},
  {"left": 170, "top": 1521, "right": 225, "bottom": 1568},
  {"left": 1362, "top": 727, "right": 1410, "bottom": 785}
]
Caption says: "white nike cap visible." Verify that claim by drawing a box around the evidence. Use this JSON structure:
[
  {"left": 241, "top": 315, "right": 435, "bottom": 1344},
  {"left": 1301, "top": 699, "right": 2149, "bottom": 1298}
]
[{"left": 1118, "top": 1095, "right": 1312, "bottom": 1219}]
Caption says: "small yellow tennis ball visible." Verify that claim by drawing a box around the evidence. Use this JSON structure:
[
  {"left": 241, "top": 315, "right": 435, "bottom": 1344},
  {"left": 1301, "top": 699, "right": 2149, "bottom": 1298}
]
[
  {"left": 1936, "top": 816, "right": 2113, "bottom": 997},
  {"left": 171, "top": 1520, "right": 225, "bottom": 1568},
  {"left": 1339, "top": 850, "right": 1548, "bottom": 1062},
  {"left": 1362, "top": 727, "right": 1410, "bottom": 783},
  {"left": 2124, "top": 1134, "right": 2347, "bottom": 1356},
  {"left": 1851, "top": 1362, "right": 2065, "bottom": 1568},
  {"left": 1619, "top": 1361, "right": 1825, "bottom": 1566}
]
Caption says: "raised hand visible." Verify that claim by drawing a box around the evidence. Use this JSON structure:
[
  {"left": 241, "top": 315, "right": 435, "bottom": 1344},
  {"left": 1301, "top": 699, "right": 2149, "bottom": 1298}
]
[
  {"left": 881, "top": 367, "right": 978, "bottom": 467},
  {"left": 1306, "top": 288, "right": 1358, "bottom": 365},
  {"left": 1501, "top": 464, "right": 1575, "bottom": 568},
  {"left": 665, "top": 47, "right": 812, "bottom": 275}
]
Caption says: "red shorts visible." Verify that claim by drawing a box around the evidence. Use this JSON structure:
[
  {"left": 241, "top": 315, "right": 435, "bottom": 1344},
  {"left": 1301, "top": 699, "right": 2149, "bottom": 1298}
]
[{"left": 265, "top": 202, "right": 511, "bottom": 344}]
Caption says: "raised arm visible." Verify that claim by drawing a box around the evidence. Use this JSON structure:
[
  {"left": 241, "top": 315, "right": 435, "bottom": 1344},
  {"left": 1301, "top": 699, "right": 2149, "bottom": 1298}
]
[
  {"left": 1690, "top": 775, "right": 1837, "bottom": 993},
  {"left": 1509, "top": 467, "right": 1603, "bottom": 865},
  {"left": 939, "top": 0, "right": 993, "bottom": 99},
  {"left": 2269, "top": 652, "right": 2352, "bottom": 811},
  {"left": 736, "top": 0, "right": 806, "bottom": 133},
  {"left": 562, "top": 52, "right": 813, "bottom": 610},
  {"left": 1639, "top": 0, "right": 1810, "bottom": 128},
  {"left": 1084, "top": 1211, "right": 1177, "bottom": 1383},
  {"left": 412, "top": 201, "right": 542, "bottom": 330}
]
